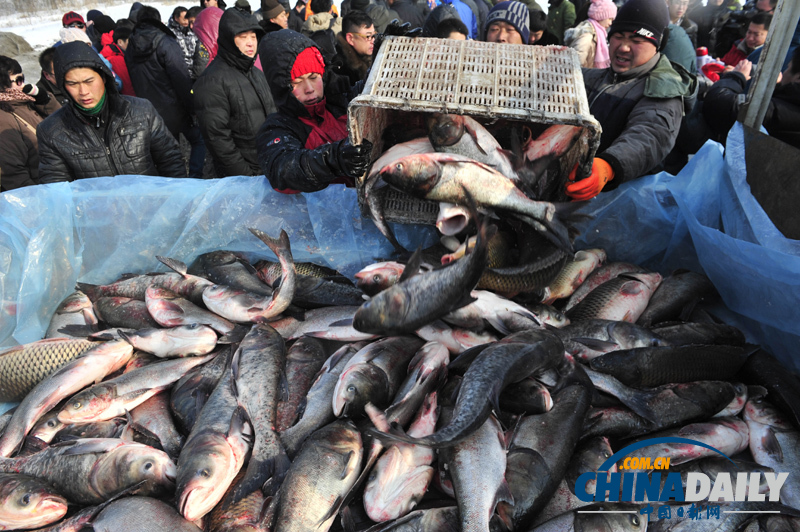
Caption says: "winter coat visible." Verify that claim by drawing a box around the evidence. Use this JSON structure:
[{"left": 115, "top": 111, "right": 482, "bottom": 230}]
[
  {"left": 0, "top": 95, "right": 51, "bottom": 191},
  {"left": 301, "top": 12, "right": 343, "bottom": 65},
  {"left": 391, "top": 0, "right": 426, "bottom": 29},
  {"left": 546, "top": 0, "right": 576, "bottom": 44},
  {"left": 689, "top": 3, "right": 725, "bottom": 48},
  {"left": 193, "top": 9, "right": 276, "bottom": 177},
  {"left": 721, "top": 38, "right": 759, "bottom": 67},
  {"left": 168, "top": 17, "right": 199, "bottom": 72},
  {"left": 289, "top": 6, "right": 306, "bottom": 32},
  {"left": 256, "top": 30, "right": 360, "bottom": 192},
  {"left": 582, "top": 53, "right": 697, "bottom": 184},
  {"left": 334, "top": 32, "right": 372, "bottom": 85},
  {"left": 662, "top": 23, "right": 698, "bottom": 75},
  {"left": 100, "top": 35, "right": 137, "bottom": 97},
  {"left": 365, "top": 1, "right": 398, "bottom": 33},
  {"left": 704, "top": 72, "right": 800, "bottom": 149},
  {"left": 422, "top": 3, "right": 460, "bottom": 37},
  {"left": 125, "top": 18, "right": 194, "bottom": 138},
  {"left": 565, "top": 19, "right": 596, "bottom": 68},
  {"left": 36, "top": 74, "right": 67, "bottom": 110},
  {"left": 677, "top": 16, "right": 698, "bottom": 49},
  {"left": 441, "top": 0, "right": 477, "bottom": 39},
  {"left": 37, "top": 42, "right": 185, "bottom": 183}
]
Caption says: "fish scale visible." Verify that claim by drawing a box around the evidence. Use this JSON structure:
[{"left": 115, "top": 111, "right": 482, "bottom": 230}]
[{"left": 0, "top": 339, "right": 98, "bottom": 402}]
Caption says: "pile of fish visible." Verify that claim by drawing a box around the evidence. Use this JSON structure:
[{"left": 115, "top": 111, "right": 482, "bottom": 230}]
[{"left": 1, "top": 218, "right": 800, "bottom": 532}]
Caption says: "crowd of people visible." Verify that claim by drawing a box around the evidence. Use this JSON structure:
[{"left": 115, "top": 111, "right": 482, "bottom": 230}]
[{"left": 0, "top": 0, "right": 797, "bottom": 199}]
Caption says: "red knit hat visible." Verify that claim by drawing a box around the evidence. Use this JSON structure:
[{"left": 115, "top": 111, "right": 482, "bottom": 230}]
[
  {"left": 62, "top": 11, "right": 85, "bottom": 27},
  {"left": 290, "top": 47, "right": 325, "bottom": 81}
]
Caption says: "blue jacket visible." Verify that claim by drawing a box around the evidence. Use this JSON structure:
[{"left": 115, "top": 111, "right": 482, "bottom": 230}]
[{"left": 441, "top": 0, "right": 478, "bottom": 39}]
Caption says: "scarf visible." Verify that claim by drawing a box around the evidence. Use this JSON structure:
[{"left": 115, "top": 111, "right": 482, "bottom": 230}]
[
  {"left": 589, "top": 19, "right": 610, "bottom": 69},
  {"left": 75, "top": 91, "right": 107, "bottom": 116},
  {"left": 298, "top": 98, "right": 348, "bottom": 149},
  {"left": 0, "top": 88, "right": 35, "bottom": 103}
]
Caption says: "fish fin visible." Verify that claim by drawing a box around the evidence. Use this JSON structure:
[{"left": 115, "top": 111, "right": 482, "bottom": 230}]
[
  {"left": 156, "top": 255, "right": 189, "bottom": 276},
  {"left": 572, "top": 338, "right": 619, "bottom": 351},
  {"left": 76, "top": 282, "right": 101, "bottom": 301},
  {"left": 340, "top": 505, "right": 357, "bottom": 532},
  {"left": 398, "top": 247, "right": 423, "bottom": 283},
  {"left": 57, "top": 324, "right": 100, "bottom": 338},
  {"left": 231, "top": 346, "right": 242, "bottom": 381},
  {"left": 218, "top": 324, "right": 249, "bottom": 344},
  {"left": 761, "top": 428, "right": 784, "bottom": 462},
  {"left": 116, "top": 329, "right": 134, "bottom": 344},
  {"left": 229, "top": 405, "right": 254, "bottom": 446},
  {"left": 21, "top": 435, "right": 48, "bottom": 453},
  {"left": 58, "top": 438, "right": 120, "bottom": 455},
  {"left": 329, "top": 318, "right": 354, "bottom": 327},
  {"left": 495, "top": 479, "right": 515, "bottom": 508},
  {"left": 317, "top": 495, "right": 345, "bottom": 526},
  {"left": 447, "top": 343, "right": 490, "bottom": 373}
]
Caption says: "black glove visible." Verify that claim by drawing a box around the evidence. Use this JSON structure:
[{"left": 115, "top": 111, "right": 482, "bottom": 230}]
[
  {"left": 373, "top": 20, "right": 423, "bottom": 62},
  {"left": 336, "top": 138, "right": 374, "bottom": 178}
]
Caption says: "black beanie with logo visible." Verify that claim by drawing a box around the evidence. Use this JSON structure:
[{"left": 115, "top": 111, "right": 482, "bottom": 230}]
[{"left": 607, "top": 0, "right": 669, "bottom": 48}]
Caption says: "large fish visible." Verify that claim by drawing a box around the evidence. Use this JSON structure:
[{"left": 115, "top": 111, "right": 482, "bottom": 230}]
[
  {"left": 169, "top": 346, "right": 232, "bottom": 435},
  {"left": 57, "top": 354, "right": 215, "bottom": 425},
  {"left": 566, "top": 272, "right": 663, "bottom": 323},
  {"left": 442, "top": 290, "right": 542, "bottom": 334},
  {"left": 498, "top": 383, "right": 592, "bottom": 531},
  {"left": 552, "top": 319, "right": 668, "bottom": 362},
  {"left": 77, "top": 268, "right": 213, "bottom": 307},
  {"left": 0, "top": 472, "right": 68, "bottom": 530},
  {"left": 0, "top": 438, "right": 176, "bottom": 505},
  {"left": 0, "top": 340, "right": 134, "bottom": 458},
  {"left": 541, "top": 248, "right": 606, "bottom": 304},
  {"left": 564, "top": 262, "right": 648, "bottom": 312},
  {"left": 353, "top": 213, "right": 488, "bottom": 335},
  {"left": 332, "top": 336, "right": 426, "bottom": 418},
  {"left": 372, "top": 329, "right": 563, "bottom": 448},
  {"left": 145, "top": 286, "right": 235, "bottom": 334},
  {"left": 226, "top": 324, "right": 290, "bottom": 504},
  {"left": 744, "top": 396, "right": 800, "bottom": 510},
  {"left": 277, "top": 337, "right": 332, "bottom": 432},
  {"left": 187, "top": 250, "right": 273, "bottom": 297},
  {"left": 636, "top": 270, "right": 717, "bottom": 328},
  {"left": 270, "top": 306, "right": 380, "bottom": 342},
  {"left": 175, "top": 360, "right": 252, "bottom": 522},
  {"left": 426, "top": 113, "right": 518, "bottom": 180},
  {"left": 273, "top": 420, "right": 363, "bottom": 532},
  {"left": 354, "top": 262, "right": 409, "bottom": 296},
  {"left": 93, "top": 297, "right": 161, "bottom": 330},
  {"left": 363, "top": 393, "right": 438, "bottom": 522},
  {"left": 127, "top": 392, "right": 184, "bottom": 460},
  {"left": 117, "top": 324, "right": 218, "bottom": 358},
  {"left": 0, "top": 338, "right": 98, "bottom": 402},
  {"left": 280, "top": 343, "right": 363, "bottom": 458},
  {"left": 44, "top": 291, "right": 98, "bottom": 339},
  {"left": 91, "top": 496, "right": 202, "bottom": 532}
]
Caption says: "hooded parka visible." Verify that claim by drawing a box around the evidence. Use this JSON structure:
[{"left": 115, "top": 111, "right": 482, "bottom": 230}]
[
  {"left": 125, "top": 14, "right": 194, "bottom": 139},
  {"left": 193, "top": 8, "right": 276, "bottom": 177},
  {"left": 256, "top": 29, "right": 359, "bottom": 192},
  {"left": 37, "top": 41, "right": 186, "bottom": 183}
]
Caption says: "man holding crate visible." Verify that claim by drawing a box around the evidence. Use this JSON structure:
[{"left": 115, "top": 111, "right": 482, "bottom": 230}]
[{"left": 566, "top": 0, "right": 696, "bottom": 201}]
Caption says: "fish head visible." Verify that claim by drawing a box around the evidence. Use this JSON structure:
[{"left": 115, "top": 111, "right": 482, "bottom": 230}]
[
  {"left": 58, "top": 384, "right": 117, "bottom": 424},
  {"left": 333, "top": 364, "right": 389, "bottom": 418},
  {"left": 176, "top": 433, "right": 238, "bottom": 522},
  {"left": 145, "top": 285, "right": 179, "bottom": 302},
  {"left": 607, "top": 322, "right": 669, "bottom": 349},
  {"left": 427, "top": 113, "right": 465, "bottom": 148},
  {"left": 352, "top": 290, "right": 410, "bottom": 335},
  {"left": 354, "top": 262, "right": 405, "bottom": 295},
  {"left": 0, "top": 476, "right": 68, "bottom": 530},
  {"left": 58, "top": 290, "right": 94, "bottom": 313},
  {"left": 166, "top": 324, "right": 219, "bottom": 352},
  {"left": 527, "top": 304, "right": 570, "bottom": 328},
  {"left": 744, "top": 397, "right": 791, "bottom": 429},
  {"left": 379, "top": 155, "right": 441, "bottom": 195},
  {"left": 30, "top": 412, "right": 65, "bottom": 443},
  {"left": 577, "top": 505, "right": 646, "bottom": 531},
  {"left": 363, "top": 448, "right": 433, "bottom": 522},
  {"left": 92, "top": 442, "right": 177, "bottom": 500}
]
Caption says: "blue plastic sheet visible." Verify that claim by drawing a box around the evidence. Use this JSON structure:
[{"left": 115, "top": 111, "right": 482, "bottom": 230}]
[
  {"left": 575, "top": 123, "right": 800, "bottom": 372},
  {"left": 0, "top": 177, "right": 436, "bottom": 348}
]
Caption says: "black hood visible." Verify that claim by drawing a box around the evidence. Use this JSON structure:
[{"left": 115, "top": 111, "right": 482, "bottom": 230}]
[
  {"left": 53, "top": 41, "right": 116, "bottom": 98},
  {"left": 127, "top": 20, "right": 177, "bottom": 63},
  {"left": 422, "top": 3, "right": 460, "bottom": 37},
  {"left": 218, "top": 8, "right": 265, "bottom": 72},
  {"left": 259, "top": 29, "right": 332, "bottom": 115}
]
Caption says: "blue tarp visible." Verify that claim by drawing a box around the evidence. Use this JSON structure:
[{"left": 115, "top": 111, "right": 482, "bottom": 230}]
[
  {"left": 574, "top": 123, "right": 800, "bottom": 372},
  {"left": 1, "top": 122, "right": 798, "bottom": 371}
]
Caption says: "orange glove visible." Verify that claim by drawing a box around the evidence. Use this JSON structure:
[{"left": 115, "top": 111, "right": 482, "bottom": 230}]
[{"left": 566, "top": 158, "right": 614, "bottom": 201}]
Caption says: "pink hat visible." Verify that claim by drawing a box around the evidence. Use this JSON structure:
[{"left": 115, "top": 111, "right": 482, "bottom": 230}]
[{"left": 588, "top": 0, "right": 617, "bottom": 21}]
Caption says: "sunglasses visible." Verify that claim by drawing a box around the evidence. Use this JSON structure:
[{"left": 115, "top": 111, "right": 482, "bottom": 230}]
[
  {"left": 67, "top": 22, "right": 86, "bottom": 29},
  {"left": 11, "top": 74, "right": 24, "bottom": 86},
  {"left": 349, "top": 32, "right": 377, "bottom": 42}
]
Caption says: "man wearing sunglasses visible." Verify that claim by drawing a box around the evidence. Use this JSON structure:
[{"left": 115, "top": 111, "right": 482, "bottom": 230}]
[
  {"left": 335, "top": 11, "right": 375, "bottom": 85},
  {"left": 62, "top": 11, "right": 87, "bottom": 32}
]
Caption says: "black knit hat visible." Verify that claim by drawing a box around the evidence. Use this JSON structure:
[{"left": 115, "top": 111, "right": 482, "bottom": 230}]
[{"left": 608, "top": 0, "right": 669, "bottom": 47}]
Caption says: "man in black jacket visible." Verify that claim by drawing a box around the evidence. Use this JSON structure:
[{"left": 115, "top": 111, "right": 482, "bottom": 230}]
[
  {"left": 193, "top": 9, "right": 276, "bottom": 177},
  {"left": 37, "top": 42, "right": 186, "bottom": 183},
  {"left": 126, "top": 5, "right": 206, "bottom": 179},
  {"left": 256, "top": 30, "right": 371, "bottom": 192},
  {"left": 703, "top": 47, "right": 800, "bottom": 148},
  {"left": 335, "top": 11, "right": 374, "bottom": 85}
]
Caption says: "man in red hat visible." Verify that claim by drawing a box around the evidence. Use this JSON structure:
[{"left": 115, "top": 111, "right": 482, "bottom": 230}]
[{"left": 62, "top": 11, "right": 87, "bottom": 32}]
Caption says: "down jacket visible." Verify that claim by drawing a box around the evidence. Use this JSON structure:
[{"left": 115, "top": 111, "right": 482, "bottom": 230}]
[
  {"left": 193, "top": 8, "right": 276, "bottom": 177},
  {"left": 582, "top": 53, "right": 697, "bottom": 185},
  {"left": 256, "top": 30, "right": 359, "bottom": 192},
  {"left": 37, "top": 42, "right": 186, "bottom": 183},
  {"left": 125, "top": 16, "right": 194, "bottom": 138}
]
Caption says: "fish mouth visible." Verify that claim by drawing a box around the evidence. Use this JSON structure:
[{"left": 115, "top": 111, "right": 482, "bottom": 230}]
[{"left": 178, "top": 486, "right": 210, "bottom": 522}]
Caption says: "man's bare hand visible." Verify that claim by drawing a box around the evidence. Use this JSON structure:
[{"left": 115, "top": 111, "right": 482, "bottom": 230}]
[{"left": 734, "top": 59, "right": 753, "bottom": 80}]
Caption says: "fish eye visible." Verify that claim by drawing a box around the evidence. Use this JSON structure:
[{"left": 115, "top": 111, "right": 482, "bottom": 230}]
[
  {"left": 47, "top": 419, "right": 58, "bottom": 427},
  {"left": 630, "top": 515, "right": 640, "bottom": 526},
  {"left": 603, "top": 451, "right": 610, "bottom": 458},
  {"left": 373, "top": 274, "right": 381, "bottom": 282},
  {"left": 199, "top": 468, "right": 210, "bottom": 478},
  {"left": 72, "top": 401, "right": 81, "bottom": 410},
  {"left": 395, "top": 163, "right": 403, "bottom": 171},
  {"left": 347, "top": 385, "right": 356, "bottom": 393},
  {"left": 143, "top": 462, "right": 153, "bottom": 470},
  {"left": 20, "top": 494, "right": 30, "bottom": 506}
]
